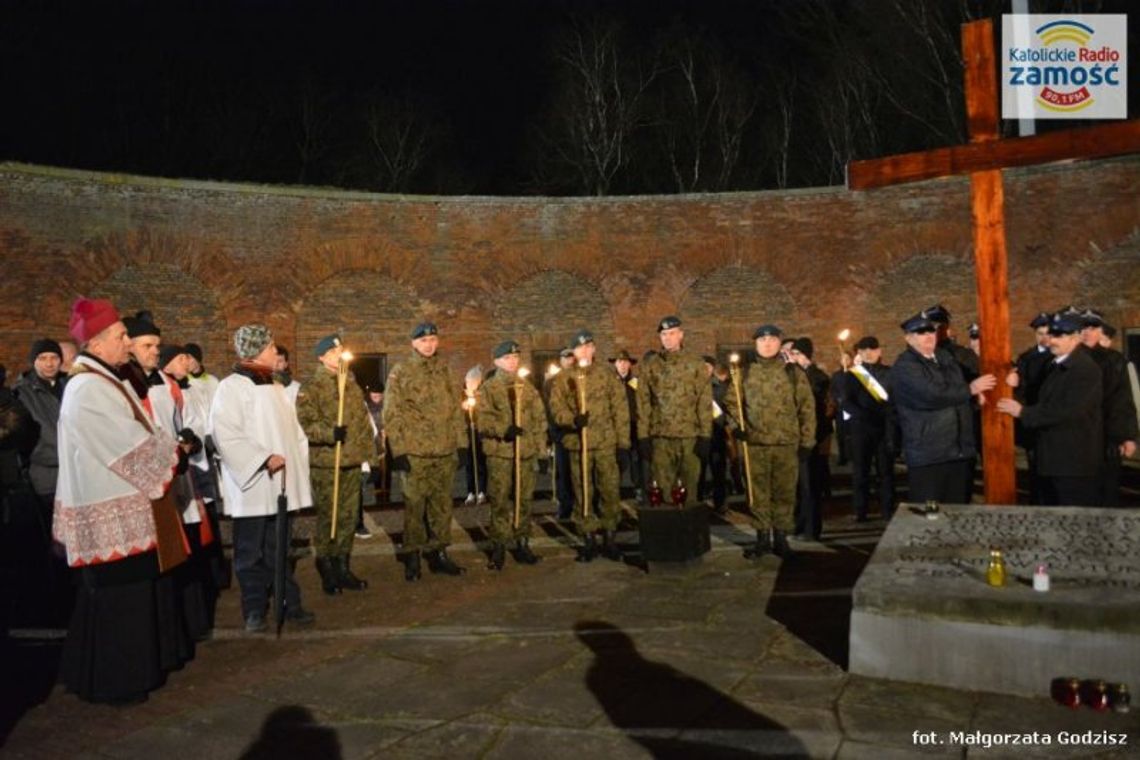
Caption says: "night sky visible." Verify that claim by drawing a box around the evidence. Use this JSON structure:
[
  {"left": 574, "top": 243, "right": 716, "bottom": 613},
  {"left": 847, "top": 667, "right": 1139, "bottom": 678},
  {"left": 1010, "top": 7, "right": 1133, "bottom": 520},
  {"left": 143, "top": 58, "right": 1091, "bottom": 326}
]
[{"left": 1, "top": 0, "right": 1135, "bottom": 195}]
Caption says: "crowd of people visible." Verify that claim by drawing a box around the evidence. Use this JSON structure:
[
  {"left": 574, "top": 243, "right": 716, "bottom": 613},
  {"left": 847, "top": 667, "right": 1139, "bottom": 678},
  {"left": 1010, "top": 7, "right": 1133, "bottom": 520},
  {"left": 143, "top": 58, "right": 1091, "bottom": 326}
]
[{"left": 0, "top": 297, "right": 1136, "bottom": 706}]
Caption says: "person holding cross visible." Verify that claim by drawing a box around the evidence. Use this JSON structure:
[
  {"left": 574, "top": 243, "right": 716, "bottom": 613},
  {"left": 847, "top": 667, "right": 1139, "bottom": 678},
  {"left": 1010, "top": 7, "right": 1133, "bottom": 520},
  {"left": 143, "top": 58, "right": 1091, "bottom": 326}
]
[{"left": 893, "top": 311, "right": 996, "bottom": 504}]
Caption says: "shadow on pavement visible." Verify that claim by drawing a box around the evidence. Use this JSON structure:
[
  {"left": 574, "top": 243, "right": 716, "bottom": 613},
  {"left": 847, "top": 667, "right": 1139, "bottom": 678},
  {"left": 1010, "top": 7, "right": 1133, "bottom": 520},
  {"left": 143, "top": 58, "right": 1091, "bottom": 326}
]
[
  {"left": 238, "top": 705, "right": 342, "bottom": 760},
  {"left": 764, "top": 544, "right": 871, "bottom": 670},
  {"left": 575, "top": 620, "right": 807, "bottom": 758}
]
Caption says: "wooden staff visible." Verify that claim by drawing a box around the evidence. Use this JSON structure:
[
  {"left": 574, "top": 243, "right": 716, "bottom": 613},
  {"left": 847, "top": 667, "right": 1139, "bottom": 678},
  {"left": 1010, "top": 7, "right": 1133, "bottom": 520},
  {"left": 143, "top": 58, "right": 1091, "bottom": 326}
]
[
  {"left": 728, "top": 354, "right": 754, "bottom": 510},
  {"left": 330, "top": 349, "right": 353, "bottom": 539},
  {"left": 837, "top": 328, "right": 851, "bottom": 367},
  {"left": 464, "top": 396, "right": 479, "bottom": 494},
  {"left": 513, "top": 368, "right": 530, "bottom": 529},
  {"left": 576, "top": 363, "right": 589, "bottom": 520}
]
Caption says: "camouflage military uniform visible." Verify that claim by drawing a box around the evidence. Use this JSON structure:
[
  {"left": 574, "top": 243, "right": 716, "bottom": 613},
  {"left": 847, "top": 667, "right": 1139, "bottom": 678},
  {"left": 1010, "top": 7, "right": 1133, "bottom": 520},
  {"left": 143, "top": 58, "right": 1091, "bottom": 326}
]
[
  {"left": 738, "top": 358, "right": 816, "bottom": 531},
  {"left": 477, "top": 370, "right": 547, "bottom": 543},
  {"left": 383, "top": 351, "right": 466, "bottom": 553},
  {"left": 296, "top": 367, "right": 375, "bottom": 559},
  {"left": 548, "top": 361, "right": 630, "bottom": 532},
  {"left": 636, "top": 348, "right": 712, "bottom": 505}
]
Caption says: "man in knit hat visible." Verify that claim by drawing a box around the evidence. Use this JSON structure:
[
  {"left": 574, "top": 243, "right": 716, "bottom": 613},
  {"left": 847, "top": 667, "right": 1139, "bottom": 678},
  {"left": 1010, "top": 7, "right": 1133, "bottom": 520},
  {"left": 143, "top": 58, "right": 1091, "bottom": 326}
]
[
  {"left": 14, "top": 338, "right": 65, "bottom": 507},
  {"left": 296, "top": 334, "right": 376, "bottom": 595},
  {"left": 54, "top": 297, "right": 195, "bottom": 704},
  {"left": 209, "top": 324, "right": 314, "bottom": 633}
]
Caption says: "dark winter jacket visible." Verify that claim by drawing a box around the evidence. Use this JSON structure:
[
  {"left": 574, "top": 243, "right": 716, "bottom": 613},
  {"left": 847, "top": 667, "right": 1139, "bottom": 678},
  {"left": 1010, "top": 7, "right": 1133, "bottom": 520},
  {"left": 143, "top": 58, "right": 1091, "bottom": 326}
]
[
  {"left": 892, "top": 347, "right": 976, "bottom": 468},
  {"left": 13, "top": 371, "right": 64, "bottom": 495}
]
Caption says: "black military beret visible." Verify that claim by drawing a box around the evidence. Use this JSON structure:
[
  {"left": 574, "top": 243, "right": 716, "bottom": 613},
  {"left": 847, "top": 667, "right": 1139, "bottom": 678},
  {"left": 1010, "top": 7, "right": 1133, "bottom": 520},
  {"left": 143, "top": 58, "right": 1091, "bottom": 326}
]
[
  {"left": 571, "top": 329, "right": 594, "bottom": 346},
  {"left": 1028, "top": 312, "right": 1051, "bottom": 329},
  {"left": 791, "top": 337, "right": 814, "bottom": 359},
  {"left": 411, "top": 322, "right": 438, "bottom": 339},
  {"left": 657, "top": 315, "right": 682, "bottom": 332},
  {"left": 752, "top": 324, "right": 783, "bottom": 339},
  {"left": 313, "top": 334, "right": 342, "bottom": 357},
  {"left": 901, "top": 313, "right": 936, "bottom": 333},
  {"left": 183, "top": 342, "right": 204, "bottom": 363},
  {"left": 853, "top": 336, "right": 879, "bottom": 350},
  {"left": 493, "top": 340, "right": 520, "bottom": 359}
]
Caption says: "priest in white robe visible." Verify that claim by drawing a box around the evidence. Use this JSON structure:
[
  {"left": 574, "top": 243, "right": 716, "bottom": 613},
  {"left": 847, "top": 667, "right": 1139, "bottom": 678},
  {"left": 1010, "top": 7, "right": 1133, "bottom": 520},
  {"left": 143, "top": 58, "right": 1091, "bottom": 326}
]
[
  {"left": 53, "top": 297, "right": 189, "bottom": 705},
  {"left": 209, "top": 324, "right": 315, "bottom": 633}
]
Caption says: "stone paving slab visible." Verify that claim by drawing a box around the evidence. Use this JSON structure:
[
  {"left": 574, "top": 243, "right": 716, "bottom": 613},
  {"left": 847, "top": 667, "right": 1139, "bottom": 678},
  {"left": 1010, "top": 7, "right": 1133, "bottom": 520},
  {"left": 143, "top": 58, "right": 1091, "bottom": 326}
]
[{"left": 4, "top": 501, "right": 1140, "bottom": 760}]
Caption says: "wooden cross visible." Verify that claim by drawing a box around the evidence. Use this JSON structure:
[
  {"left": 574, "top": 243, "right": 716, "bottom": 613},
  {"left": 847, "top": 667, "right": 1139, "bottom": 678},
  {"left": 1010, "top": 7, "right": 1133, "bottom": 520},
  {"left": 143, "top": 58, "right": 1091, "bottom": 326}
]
[{"left": 847, "top": 18, "right": 1140, "bottom": 505}]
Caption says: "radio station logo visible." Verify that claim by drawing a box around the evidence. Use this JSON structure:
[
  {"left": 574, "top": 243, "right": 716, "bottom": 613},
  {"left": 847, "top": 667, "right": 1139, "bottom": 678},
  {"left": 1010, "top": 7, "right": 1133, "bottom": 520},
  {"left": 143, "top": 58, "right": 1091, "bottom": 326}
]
[{"left": 1002, "top": 14, "right": 1127, "bottom": 120}]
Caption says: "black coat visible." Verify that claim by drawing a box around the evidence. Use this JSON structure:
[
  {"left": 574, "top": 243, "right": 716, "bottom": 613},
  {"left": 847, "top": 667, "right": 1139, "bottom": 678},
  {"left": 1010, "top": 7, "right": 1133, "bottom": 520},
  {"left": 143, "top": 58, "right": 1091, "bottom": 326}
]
[
  {"left": 1086, "top": 345, "right": 1139, "bottom": 448},
  {"left": 892, "top": 347, "right": 975, "bottom": 468},
  {"left": 1012, "top": 344, "right": 1053, "bottom": 449},
  {"left": 837, "top": 362, "right": 892, "bottom": 431},
  {"left": 1019, "top": 348, "right": 1103, "bottom": 478}
]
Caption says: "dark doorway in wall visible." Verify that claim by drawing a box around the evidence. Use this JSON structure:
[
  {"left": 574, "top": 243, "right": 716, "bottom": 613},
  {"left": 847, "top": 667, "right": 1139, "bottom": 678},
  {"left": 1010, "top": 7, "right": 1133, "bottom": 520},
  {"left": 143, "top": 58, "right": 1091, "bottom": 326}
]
[{"left": 353, "top": 353, "right": 388, "bottom": 392}]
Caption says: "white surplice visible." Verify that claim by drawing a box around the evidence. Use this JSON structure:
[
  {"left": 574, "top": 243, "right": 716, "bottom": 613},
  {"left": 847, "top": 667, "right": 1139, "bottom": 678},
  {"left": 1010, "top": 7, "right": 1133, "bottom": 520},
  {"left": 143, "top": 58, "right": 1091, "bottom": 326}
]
[
  {"left": 53, "top": 356, "right": 179, "bottom": 567},
  {"left": 208, "top": 371, "right": 311, "bottom": 518}
]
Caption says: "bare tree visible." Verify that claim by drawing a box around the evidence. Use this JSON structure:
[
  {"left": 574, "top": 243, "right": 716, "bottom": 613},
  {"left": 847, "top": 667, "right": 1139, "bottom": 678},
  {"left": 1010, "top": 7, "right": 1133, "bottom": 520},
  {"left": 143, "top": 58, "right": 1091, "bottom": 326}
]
[
  {"left": 652, "top": 29, "right": 757, "bottom": 193},
  {"left": 292, "top": 74, "right": 334, "bottom": 184},
  {"left": 537, "top": 14, "right": 661, "bottom": 196},
  {"left": 359, "top": 95, "right": 436, "bottom": 193}
]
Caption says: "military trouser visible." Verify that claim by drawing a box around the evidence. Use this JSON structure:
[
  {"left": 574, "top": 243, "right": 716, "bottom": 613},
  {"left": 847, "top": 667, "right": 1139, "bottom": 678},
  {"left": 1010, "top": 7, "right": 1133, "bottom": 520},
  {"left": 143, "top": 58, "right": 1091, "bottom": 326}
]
[
  {"left": 745, "top": 444, "right": 798, "bottom": 531},
  {"left": 568, "top": 447, "right": 622, "bottom": 534},
  {"left": 312, "top": 466, "right": 361, "bottom": 558},
  {"left": 487, "top": 454, "right": 537, "bottom": 543},
  {"left": 650, "top": 436, "right": 701, "bottom": 506},
  {"left": 401, "top": 454, "right": 457, "bottom": 552}
]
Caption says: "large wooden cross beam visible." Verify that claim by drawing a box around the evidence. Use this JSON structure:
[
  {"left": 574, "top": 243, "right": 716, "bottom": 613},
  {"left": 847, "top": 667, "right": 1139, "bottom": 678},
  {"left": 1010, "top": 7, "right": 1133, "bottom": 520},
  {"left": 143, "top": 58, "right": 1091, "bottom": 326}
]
[{"left": 848, "top": 18, "right": 1140, "bottom": 504}]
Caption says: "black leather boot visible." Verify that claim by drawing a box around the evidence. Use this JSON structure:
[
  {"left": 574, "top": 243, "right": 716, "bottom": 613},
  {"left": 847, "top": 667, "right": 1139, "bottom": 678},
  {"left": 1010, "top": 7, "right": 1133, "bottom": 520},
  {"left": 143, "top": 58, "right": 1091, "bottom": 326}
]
[
  {"left": 336, "top": 556, "right": 368, "bottom": 590},
  {"left": 773, "top": 530, "right": 796, "bottom": 560},
  {"left": 514, "top": 538, "right": 541, "bottom": 565},
  {"left": 315, "top": 557, "right": 342, "bottom": 595},
  {"left": 402, "top": 551, "right": 422, "bottom": 582},
  {"left": 488, "top": 543, "right": 506, "bottom": 571},
  {"left": 743, "top": 528, "right": 772, "bottom": 560},
  {"left": 575, "top": 533, "right": 597, "bottom": 563},
  {"left": 601, "top": 530, "right": 622, "bottom": 561},
  {"left": 426, "top": 548, "right": 465, "bottom": 576}
]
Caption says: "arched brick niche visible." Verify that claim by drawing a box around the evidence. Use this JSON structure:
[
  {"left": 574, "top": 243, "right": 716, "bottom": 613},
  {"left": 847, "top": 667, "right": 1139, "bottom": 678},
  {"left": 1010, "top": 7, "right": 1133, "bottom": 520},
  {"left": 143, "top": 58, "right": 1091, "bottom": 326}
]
[
  {"left": 293, "top": 269, "right": 420, "bottom": 359},
  {"left": 679, "top": 264, "right": 797, "bottom": 353},
  {"left": 865, "top": 253, "right": 977, "bottom": 343},
  {"left": 91, "top": 262, "right": 230, "bottom": 369},
  {"left": 493, "top": 270, "right": 616, "bottom": 360}
]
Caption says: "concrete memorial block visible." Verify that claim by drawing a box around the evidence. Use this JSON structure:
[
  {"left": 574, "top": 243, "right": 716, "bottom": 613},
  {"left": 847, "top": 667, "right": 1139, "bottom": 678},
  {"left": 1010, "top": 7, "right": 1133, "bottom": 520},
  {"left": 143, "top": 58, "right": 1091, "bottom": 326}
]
[
  {"left": 850, "top": 503, "right": 1140, "bottom": 697},
  {"left": 637, "top": 505, "right": 711, "bottom": 570}
]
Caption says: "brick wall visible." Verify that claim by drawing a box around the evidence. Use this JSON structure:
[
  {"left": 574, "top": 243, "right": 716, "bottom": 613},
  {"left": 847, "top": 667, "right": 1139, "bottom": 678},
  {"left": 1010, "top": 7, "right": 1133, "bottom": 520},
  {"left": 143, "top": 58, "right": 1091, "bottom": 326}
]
[{"left": 1, "top": 158, "right": 1138, "bottom": 379}]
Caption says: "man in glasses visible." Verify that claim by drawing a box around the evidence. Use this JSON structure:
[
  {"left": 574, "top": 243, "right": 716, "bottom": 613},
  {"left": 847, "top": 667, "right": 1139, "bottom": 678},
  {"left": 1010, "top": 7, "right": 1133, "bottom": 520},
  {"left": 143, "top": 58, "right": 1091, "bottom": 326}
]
[{"left": 892, "top": 311, "right": 996, "bottom": 504}]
